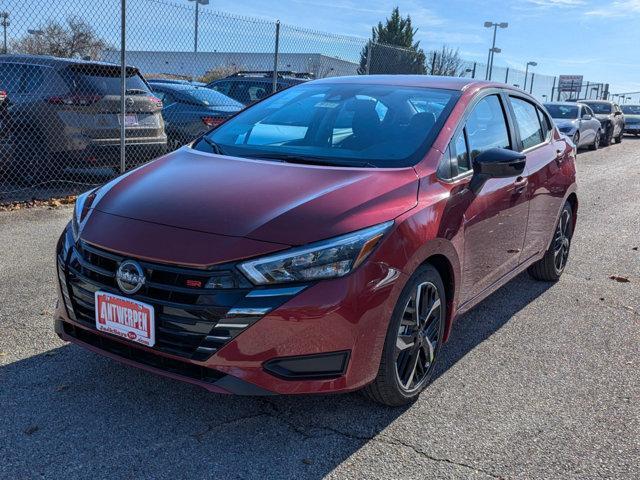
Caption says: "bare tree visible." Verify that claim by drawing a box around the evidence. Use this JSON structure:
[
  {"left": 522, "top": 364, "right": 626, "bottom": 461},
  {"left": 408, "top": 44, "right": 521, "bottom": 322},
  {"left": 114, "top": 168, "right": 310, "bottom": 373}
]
[
  {"left": 428, "top": 46, "right": 466, "bottom": 77},
  {"left": 10, "top": 17, "right": 107, "bottom": 60}
]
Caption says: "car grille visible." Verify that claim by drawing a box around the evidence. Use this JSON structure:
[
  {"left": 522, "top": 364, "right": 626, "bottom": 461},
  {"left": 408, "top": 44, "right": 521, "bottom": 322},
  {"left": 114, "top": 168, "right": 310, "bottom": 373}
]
[{"left": 60, "top": 240, "right": 274, "bottom": 361}]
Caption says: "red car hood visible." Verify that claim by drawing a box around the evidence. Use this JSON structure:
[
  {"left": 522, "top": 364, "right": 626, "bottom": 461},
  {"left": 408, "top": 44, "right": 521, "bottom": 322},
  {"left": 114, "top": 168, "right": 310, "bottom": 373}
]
[{"left": 91, "top": 148, "right": 419, "bottom": 246}]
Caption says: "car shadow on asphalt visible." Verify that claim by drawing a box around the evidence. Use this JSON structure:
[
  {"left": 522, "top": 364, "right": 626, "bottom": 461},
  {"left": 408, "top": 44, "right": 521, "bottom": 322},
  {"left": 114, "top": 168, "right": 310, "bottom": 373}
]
[{"left": 1, "top": 273, "right": 552, "bottom": 479}]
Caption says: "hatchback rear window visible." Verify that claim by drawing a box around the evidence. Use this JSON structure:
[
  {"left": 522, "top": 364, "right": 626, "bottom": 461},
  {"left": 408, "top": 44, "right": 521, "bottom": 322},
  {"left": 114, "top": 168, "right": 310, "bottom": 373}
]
[
  {"left": 197, "top": 83, "right": 460, "bottom": 168},
  {"left": 63, "top": 65, "right": 150, "bottom": 95}
]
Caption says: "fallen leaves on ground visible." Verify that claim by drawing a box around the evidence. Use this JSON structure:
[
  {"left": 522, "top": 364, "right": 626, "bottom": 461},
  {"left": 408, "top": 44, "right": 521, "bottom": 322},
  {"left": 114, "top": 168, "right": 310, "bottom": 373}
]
[
  {"left": 0, "top": 195, "right": 76, "bottom": 212},
  {"left": 609, "top": 275, "right": 631, "bottom": 283}
]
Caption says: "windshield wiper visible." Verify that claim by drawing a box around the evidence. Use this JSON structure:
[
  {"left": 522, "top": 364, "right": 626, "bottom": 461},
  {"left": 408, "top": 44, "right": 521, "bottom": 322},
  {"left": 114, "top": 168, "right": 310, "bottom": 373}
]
[
  {"left": 247, "top": 153, "right": 378, "bottom": 168},
  {"left": 199, "top": 136, "right": 226, "bottom": 155}
]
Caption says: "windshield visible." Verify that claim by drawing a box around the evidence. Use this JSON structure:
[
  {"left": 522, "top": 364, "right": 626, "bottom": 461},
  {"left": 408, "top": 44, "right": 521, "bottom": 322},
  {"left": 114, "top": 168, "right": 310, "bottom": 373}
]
[
  {"left": 194, "top": 83, "right": 459, "bottom": 167},
  {"left": 183, "top": 88, "right": 243, "bottom": 108},
  {"left": 545, "top": 104, "right": 579, "bottom": 119},
  {"left": 621, "top": 105, "right": 640, "bottom": 115},
  {"left": 583, "top": 102, "right": 612, "bottom": 114}
]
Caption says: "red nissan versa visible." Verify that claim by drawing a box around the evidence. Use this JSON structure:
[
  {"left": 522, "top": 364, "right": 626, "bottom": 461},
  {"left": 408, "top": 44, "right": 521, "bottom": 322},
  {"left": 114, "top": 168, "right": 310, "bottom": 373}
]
[{"left": 54, "top": 76, "right": 577, "bottom": 406}]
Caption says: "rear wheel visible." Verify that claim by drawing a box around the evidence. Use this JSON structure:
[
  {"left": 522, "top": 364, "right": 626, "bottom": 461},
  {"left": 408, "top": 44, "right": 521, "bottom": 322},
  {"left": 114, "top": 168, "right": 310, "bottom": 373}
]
[
  {"left": 362, "top": 265, "right": 445, "bottom": 406},
  {"left": 528, "top": 201, "right": 573, "bottom": 282}
]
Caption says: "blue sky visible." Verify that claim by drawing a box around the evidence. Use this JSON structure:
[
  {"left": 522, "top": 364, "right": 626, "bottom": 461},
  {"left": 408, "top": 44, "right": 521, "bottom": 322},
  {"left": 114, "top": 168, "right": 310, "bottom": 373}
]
[
  {"left": 8, "top": 0, "right": 640, "bottom": 94},
  {"left": 208, "top": 0, "right": 640, "bottom": 94}
]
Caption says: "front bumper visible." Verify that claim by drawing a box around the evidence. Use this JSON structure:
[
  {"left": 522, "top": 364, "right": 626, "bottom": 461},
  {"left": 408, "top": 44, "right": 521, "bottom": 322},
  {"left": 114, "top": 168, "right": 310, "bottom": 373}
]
[{"left": 55, "top": 225, "right": 407, "bottom": 396}]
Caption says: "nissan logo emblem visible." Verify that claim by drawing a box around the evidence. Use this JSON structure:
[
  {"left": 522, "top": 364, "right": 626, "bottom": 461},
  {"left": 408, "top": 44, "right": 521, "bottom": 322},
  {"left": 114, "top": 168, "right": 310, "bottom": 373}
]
[{"left": 116, "top": 260, "right": 146, "bottom": 295}]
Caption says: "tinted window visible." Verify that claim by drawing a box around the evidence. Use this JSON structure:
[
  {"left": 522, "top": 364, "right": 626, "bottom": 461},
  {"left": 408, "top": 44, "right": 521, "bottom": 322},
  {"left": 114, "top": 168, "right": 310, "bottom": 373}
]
[
  {"left": 511, "top": 97, "right": 544, "bottom": 149},
  {"left": 64, "top": 65, "right": 150, "bottom": 95},
  {"left": 465, "top": 95, "right": 510, "bottom": 160},
  {"left": 196, "top": 83, "right": 459, "bottom": 167},
  {"left": 0, "top": 63, "right": 25, "bottom": 94},
  {"left": 584, "top": 102, "right": 612, "bottom": 114},
  {"left": 544, "top": 104, "right": 578, "bottom": 119},
  {"left": 181, "top": 88, "right": 243, "bottom": 108},
  {"left": 231, "top": 82, "right": 271, "bottom": 104}
]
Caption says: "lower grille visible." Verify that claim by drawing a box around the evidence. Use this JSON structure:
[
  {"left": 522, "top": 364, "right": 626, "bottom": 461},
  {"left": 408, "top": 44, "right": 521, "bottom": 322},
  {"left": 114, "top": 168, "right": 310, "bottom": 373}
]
[{"left": 62, "top": 321, "right": 224, "bottom": 383}]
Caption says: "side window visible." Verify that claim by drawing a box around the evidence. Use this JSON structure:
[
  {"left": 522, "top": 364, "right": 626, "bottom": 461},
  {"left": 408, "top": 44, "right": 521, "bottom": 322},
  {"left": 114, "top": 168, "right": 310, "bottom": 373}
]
[
  {"left": 585, "top": 106, "right": 594, "bottom": 117},
  {"left": 0, "top": 63, "right": 25, "bottom": 94},
  {"left": 465, "top": 95, "right": 511, "bottom": 160},
  {"left": 453, "top": 130, "right": 471, "bottom": 174},
  {"left": 536, "top": 107, "right": 552, "bottom": 141},
  {"left": 510, "top": 97, "right": 544, "bottom": 150},
  {"left": 152, "top": 91, "right": 165, "bottom": 101}
]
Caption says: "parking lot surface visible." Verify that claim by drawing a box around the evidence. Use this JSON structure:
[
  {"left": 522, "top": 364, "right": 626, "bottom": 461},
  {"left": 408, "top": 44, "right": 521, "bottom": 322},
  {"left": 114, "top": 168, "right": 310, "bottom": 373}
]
[{"left": 1, "top": 140, "right": 639, "bottom": 480}]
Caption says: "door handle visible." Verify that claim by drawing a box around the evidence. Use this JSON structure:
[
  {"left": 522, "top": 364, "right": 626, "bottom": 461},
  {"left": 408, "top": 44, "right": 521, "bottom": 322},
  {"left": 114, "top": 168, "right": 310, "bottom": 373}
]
[{"left": 513, "top": 176, "right": 528, "bottom": 194}]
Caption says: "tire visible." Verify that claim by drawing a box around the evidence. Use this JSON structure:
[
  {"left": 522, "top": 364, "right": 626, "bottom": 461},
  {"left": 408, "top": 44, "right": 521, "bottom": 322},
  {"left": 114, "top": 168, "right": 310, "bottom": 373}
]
[
  {"left": 573, "top": 131, "right": 580, "bottom": 149},
  {"left": 601, "top": 126, "right": 612, "bottom": 147},
  {"left": 362, "top": 264, "right": 446, "bottom": 406},
  {"left": 528, "top": 201, "right": 574, "bottom": 282},
  {"left": 615, "top": 129, "right": 623, "bottom": 143},
  {"left": 588, "top": 130, "right": 600, "bottom": 151}
]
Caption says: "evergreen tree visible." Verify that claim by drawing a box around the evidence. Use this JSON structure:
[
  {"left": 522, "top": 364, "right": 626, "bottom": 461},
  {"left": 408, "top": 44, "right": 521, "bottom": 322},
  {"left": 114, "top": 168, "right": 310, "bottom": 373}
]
[{"left": 359, "top": 7, "right": 426, "bottom": 75}]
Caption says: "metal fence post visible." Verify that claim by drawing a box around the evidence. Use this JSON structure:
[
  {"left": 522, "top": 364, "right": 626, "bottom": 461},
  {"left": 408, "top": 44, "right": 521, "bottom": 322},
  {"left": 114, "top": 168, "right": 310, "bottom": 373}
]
[
  {"left": 551, "top": 77, "right": 556, "bottom": 100},
  {"left": 504, "top": 68, "right": 509, "bottom": 84},
  {"left": 272, "top": 20, "right": 280, "bottom": 93},
  {"left": 119, "top": 0, "right": 126, "bottom": 174},
  {"left": 471, "top": 62, "right": 476, "bottom": 79},
  {"left": 430, "top": 51, "right": 437, "bottom": 75},
  {"left": 529, "top": 73, "right": 535, "bottom": 94},
  {"left": 365, "top": 40, "right": 372, "bottom": 75}
]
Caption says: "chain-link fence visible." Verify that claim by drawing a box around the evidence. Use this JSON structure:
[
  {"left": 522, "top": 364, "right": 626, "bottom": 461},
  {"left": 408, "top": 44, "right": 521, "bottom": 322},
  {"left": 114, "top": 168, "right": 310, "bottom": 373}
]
[{"left": 0, "top": 0, "right": 606, "bottom": 203}]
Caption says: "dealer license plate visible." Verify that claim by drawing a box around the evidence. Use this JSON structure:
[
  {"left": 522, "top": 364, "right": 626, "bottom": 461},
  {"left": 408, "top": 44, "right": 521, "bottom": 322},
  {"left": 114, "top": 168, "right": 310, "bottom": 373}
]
[{"left": 95, "top": 291, "right": 155, "bottom": 347}]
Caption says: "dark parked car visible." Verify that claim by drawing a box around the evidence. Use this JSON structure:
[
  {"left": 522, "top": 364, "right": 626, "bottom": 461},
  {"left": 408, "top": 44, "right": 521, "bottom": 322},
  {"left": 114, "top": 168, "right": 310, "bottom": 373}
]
[
  {"left": 150, "top": 82, "right": 243, "bottom": 150},
  {"left": 580, "top": 100, "right": 625, "bottom": 146},
  {"left": 544, "top": 102, "right": 602, "bottom": 150},
  {"left": 207, "top": 71, "right": 311, "bottom": 105},
  {"left": 55, "top": 76, "right": 577, "bottom": 406},
  {"left": 621, "top": 105, "right": 640, "bottom": 135},
  {"left": 0, "top": 55, "right": 166, "bottom": 181}
]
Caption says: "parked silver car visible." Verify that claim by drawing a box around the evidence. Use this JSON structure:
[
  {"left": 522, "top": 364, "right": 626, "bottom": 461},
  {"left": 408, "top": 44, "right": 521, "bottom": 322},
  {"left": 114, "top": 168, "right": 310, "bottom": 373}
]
[{"left": 544, "top": 102, "right": 602, "bottom": 150}]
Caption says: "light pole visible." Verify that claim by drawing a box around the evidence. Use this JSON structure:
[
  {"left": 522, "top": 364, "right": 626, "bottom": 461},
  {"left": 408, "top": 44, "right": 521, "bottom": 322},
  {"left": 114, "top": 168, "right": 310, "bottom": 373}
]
[
  {"left": 0, "top": 12, "right": 8, "bottom": 55},
  {"left": 523, "top": 61, "right": 537, "bottom": 91},
  {"left": 188, "top": 0, "right": 209, "bottom": 80},
  {"left": 484, "top": 21, "right": 508, "bottom": 80},
  {"left": 488, "top": 47, "right": 501, "bottom": 80}
]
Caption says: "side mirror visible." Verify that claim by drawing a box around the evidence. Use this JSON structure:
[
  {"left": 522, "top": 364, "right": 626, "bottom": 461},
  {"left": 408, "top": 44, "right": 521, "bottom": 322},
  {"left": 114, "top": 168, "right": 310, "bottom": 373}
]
[
  {"left": 582, "top": 114, "right": 592, "bottom": 121},
  {"left": 614, "top": 111, "right": 623, "bottom": 116},
  {"left": 468, "top": 148, "right": 526, "bottom": 195}
]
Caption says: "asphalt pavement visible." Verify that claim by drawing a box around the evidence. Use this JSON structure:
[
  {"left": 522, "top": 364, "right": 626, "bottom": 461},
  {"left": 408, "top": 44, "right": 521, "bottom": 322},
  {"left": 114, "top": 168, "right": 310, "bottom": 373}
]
[{"left": 1, "top": 138, "right": 638, "bottom": 479}]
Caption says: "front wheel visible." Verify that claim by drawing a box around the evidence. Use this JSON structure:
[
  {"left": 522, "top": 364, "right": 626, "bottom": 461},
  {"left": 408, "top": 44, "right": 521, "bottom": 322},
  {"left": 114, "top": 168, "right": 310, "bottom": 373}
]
[
  {"left": 589, "top": 130, "right": 600, "bottom": 151},
  {"left": 528, "top": 201, "right": 574, "bottom": 282},
  {"left": 615, "top": 129, "right": 623, "bottom": 143},
  {"left": 573, "top": 131, "right": 580, "bottom": 148},
  {"left": 362, "top": 265, "right": 446, "bottom": 406}
]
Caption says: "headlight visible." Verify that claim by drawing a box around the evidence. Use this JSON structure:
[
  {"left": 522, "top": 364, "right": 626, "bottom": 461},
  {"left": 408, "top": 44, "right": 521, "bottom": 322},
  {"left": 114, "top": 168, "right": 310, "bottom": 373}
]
[
  {"left": 71, "top": 189, "right": 97, "bottom": 242},
  {"left": 238, "top": 221, "right": 393, "bottom": 285}
]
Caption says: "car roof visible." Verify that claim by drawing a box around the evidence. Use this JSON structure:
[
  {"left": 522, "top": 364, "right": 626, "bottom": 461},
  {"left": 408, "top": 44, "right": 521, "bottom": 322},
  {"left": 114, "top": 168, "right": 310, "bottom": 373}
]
[
  {"left": 580, "top": 99, "right": 612, "bottom": 104},
  {"left": 308, "top": 74, "right": 519, "bottom": 93},
  {"left": 544, "top": 101, "right": 581, "bottom": 106},
  {"left": 0, "top": 54, "right": 133, "bottom": 70}
]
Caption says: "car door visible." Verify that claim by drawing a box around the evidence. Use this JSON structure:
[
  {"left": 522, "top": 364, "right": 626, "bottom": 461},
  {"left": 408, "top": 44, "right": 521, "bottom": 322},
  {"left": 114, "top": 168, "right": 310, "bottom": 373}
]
[
  {"left": 579, "top": 105, "right": 594, "bottom": 144},
  {"left": 583, "top": 105, "right": 598, "bottom": 140},
  {"left": 459, "top": 92, "right": 530, "bottom": 303},
  {"left": 613, "top": 104, "right": 624, "bottom": 135},
  {"left": 510, "top": 96, "right": 566, "bottom": 263}
]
